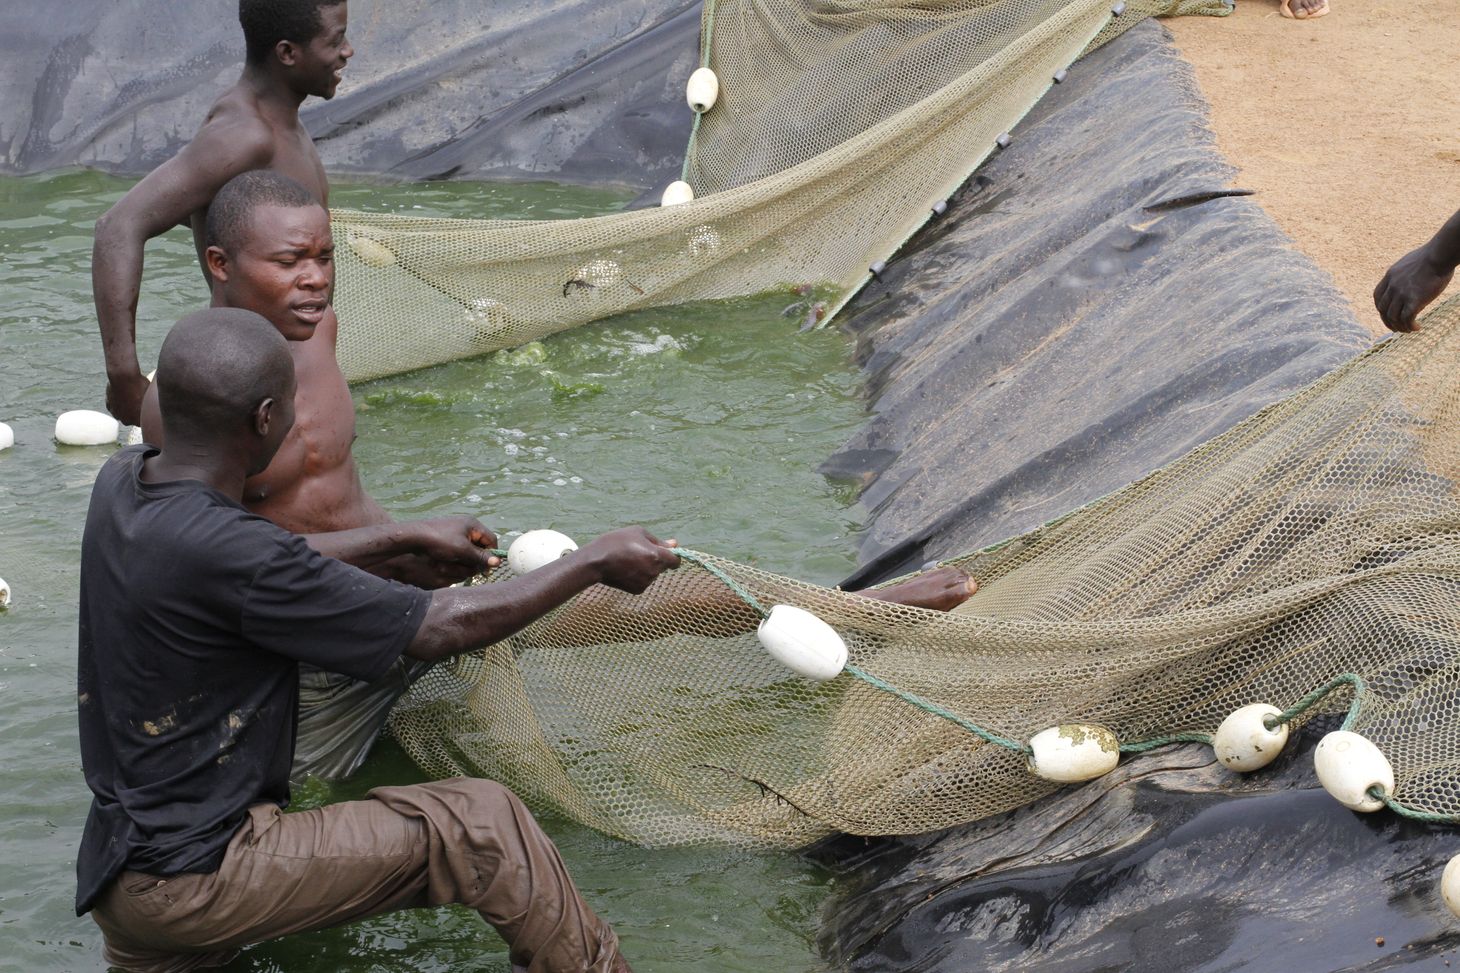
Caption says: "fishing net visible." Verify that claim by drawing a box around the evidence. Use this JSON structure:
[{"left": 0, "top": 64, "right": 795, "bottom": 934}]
[
  {"left": 328, "top": 0, "right": 1225, "bottom": 382},
  {"left": 389, "top": 296, "right": 1460, "bottom": 845}
]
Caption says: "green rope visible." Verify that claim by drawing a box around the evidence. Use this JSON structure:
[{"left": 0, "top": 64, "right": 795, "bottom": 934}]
[
  {"left": 672, "top": 549, "right": 1029, "bottom": 753},
  {"left": 678, "top": 0, "right": 717, "bottom": 186},
  {"left": 1263, "top": 672, "right": 1366, "bottom": 732},
  {"left": 673, "top": 548, "right": 770, "bottom": 617},
  {"left": 680, "top": 113, "right": 704, "bottom": 183},
  {"left": 844, "top": 663, "right": 1030, "bottom": 753},
  {"left": 1376, "top": 789, "right": 1460, "bottom": 825}
]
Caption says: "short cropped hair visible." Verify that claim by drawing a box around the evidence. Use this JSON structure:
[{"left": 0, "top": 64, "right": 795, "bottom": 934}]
[
  {"left": 239, "top": 0, "right": 344, "bottom": 65},
  {"left": 156, "top": 309, "right": 294, "bottom": 436},
  {"left": 205, "top": 170, "right": 321, "bottom": 253}
]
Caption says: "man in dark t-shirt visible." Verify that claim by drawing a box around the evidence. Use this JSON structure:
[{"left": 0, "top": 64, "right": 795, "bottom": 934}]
[{"left": 78, "top": 308, "right": 679, "bottom": 972}]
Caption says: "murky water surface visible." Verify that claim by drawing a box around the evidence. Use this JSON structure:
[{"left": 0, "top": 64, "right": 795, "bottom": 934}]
[{"left": 0, "top": 171, "right": 869, "bottom": 972}]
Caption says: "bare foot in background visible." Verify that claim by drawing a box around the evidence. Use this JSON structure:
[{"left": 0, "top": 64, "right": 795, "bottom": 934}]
[
  {"left": 1280, "top": 0, "right": 1330, "bottom": 20},
  {"left": 859, "top": 567, "right": 978, "bottom": 612}
]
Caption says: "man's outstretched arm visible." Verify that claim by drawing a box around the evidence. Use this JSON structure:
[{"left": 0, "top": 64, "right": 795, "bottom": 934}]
[
  {"left": 406, "top": 527, "right": 681, "bottom": 662},
  {"left": 93, "top": 121, "right": 273, "bottom": 424},
  {"left": 1375, "top": 207, "right": 1460, "bottom": 332},
  {"left": 303, "top": 517, "right": 500, "bottom": 581}
]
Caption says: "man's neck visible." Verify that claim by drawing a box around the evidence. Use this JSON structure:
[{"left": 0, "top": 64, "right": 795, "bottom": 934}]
[
  {"left": 239, "top": 63, "right": 307, "bottom": 121},
  {"left": 141, "top": 443, "right": 252, "bottom": 502}
]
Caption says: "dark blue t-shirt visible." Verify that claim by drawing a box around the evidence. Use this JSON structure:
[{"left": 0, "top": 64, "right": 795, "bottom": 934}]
[{"left": 75, "top": 446, "right": 432, "bottom": 914}]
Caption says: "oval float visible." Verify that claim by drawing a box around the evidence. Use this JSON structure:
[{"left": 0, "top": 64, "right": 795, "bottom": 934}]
[
  {"left": 507, "top": 529, "right": 579, "bottom": 574},
  {"left": 349, "top": 232, "right": 397, "bottom": 268},
  {"left": 55, "top": 410, "right": 119, "bottom": 447},
  {"left": 757, "top": 604, "right": 847, "bottom": 682},
  {"left": 1314, "top": 730, "right": 1393, "bottom": 812},
  {"left": 686, "top": 67, "right": 720, "bottom": 113},
  {"left": 1442, "top": 855, "right": 1460, "bottom": 919},
  {"left": 661, "top": 181, "right": 695, "bottom": 206},
  {"left": 1212, "top": 703, "right": 1288, "bottom": 772},
  {"left": 1028, "top": 724, "right": 1120, "bottom": 782},
  {"left": 0, "top": 422, "right": 13, "bottom": 450}
]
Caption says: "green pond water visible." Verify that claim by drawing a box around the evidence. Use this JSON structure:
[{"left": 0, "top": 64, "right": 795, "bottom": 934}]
[{"left": 0, "top": 171, "right": 874, "bottom": 972}]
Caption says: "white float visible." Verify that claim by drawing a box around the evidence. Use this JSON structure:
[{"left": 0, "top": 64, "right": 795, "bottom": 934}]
[
  {"left": 1212, "top": 703, "right": 1289, "bottom": 772},
  {"left": 0, "top": 422, "right": 13, "bottom": 450},
  {"left": 507, "top": 529, "right": 579, "bottom": 574},
  {"left": 686, "top": 67, "right": 720, "bottom": 113},
  {"left": 1443, "top": 855, "right": 1460, "bottom": 919},
  {"left": 757, "top": 604, "right": 847, "bottom": 682},
  {"left": 348, "top": 232, "right": 397, "bottom": 268},
  {"left": 0, "top": 577, "right": 9, "bottom": 607},
  {"left": 661, "top": 180, "right": 695, "bottom": 206},
  {"left": 1028, "top": 724, "right": 1120, "bottom": 783},
  {"left": 55, "top": 410, "right": 119, "bottom": 446},
  {"left": 1314, "top": 730, "right": 1393, "bottom": 812}
]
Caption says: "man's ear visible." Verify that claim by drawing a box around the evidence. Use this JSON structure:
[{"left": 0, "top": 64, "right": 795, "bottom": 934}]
[
  {"left": 253, "top": 397, "right": 275, "bottom": 438},
  {"left": 274, "top": 39, "right": 300, "bottom": 68},
  {"left": 205, "top": 245, "right": 230, "bottom": 284}
]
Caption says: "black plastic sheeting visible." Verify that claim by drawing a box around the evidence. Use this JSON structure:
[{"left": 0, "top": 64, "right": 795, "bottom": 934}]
[
  {"left": 819, "top": 23, "right": 1457, "bottom": 973},
  {"left": 0, "top": 0, "right": 698, "bottom": 188},
  {"left": 828, "top": 22, "right": 1370, "bottom": 588}
]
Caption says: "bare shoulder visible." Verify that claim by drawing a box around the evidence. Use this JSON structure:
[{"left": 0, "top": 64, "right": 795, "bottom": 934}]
[
  {"left": 188, "top": 90, "right": 276, "bottom": 171},
  {"left": 318, "top": 305, "right": 342, "bottom": 351}
]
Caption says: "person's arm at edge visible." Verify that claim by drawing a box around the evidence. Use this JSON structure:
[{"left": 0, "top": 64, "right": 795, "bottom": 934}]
[
  {"left": 1375, "top": 207, "right": 1460, "bottom": 332},
  {"left": 304, "top": 518, "right": 497, "bottom": 576},
  {"left": 93, "top": 120, "right": 274, "bottom": 424},
  {"left": 404, "top": 527, "right": 680, "bottom": 663}
]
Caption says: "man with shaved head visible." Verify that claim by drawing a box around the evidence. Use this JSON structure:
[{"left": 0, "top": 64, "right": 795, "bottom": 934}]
[{"left": 79, "top": 308, "right": 671, "bottom": 972}]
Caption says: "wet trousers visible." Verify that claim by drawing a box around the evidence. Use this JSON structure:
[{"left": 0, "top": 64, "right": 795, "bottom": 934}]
[{"left": 90, "top": 778, "right": 624, "bottom": 973}]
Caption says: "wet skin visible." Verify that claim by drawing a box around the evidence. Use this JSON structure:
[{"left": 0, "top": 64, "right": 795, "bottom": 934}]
[
  {"left": 93, "top": 2, "right": 353, "bottom": 425},
  {"left": 139, "top": 202, "right": 490, "bottom": 587},
  {"left": 140, "top": 202, "right": 381, "bottom": 533}
]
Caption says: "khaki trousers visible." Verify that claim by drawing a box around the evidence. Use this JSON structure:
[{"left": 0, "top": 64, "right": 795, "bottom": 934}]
[{"left": 91, "top": 778, "right": 625, "bottom": 973}]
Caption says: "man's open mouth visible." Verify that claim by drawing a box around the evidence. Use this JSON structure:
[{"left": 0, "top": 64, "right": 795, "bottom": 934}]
[{"left": 293, "top": 301, "right": 327, "bottom": 325}]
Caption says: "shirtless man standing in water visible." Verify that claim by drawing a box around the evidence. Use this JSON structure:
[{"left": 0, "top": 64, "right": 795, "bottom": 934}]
[
  {"left": 101, "top": 0, "right": 494, "bottom": 777},
  {"left": 93, "top": 0, "right": 349, "bottom": 428}
]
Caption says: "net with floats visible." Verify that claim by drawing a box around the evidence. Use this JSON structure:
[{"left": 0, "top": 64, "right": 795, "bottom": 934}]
[
  {"left": 328, "top": 0, "right": 1225, "bottom": 382},
  {"left": 390, "top": 297, "right": 1460, "bottom": 846}
]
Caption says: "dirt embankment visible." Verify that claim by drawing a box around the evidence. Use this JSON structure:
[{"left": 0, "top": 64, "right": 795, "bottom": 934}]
[{"left": 1167, "top": 0, "right": 1460, "bottom": 336}]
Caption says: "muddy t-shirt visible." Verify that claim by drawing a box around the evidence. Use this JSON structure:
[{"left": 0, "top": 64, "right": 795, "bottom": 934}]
[{"left": 74, "top": 446, "right": 431, "bottom": 914}]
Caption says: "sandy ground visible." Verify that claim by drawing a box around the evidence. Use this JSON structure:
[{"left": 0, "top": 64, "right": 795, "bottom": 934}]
[{"left": 1166, "top": 0, "right": 1460, "bottom": 336}]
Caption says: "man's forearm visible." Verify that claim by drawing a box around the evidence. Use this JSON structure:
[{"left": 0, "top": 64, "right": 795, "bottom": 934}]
[
  {"left": 303, "top": 523, "right": 424, "bottom": 571},
  {"left": 92, "top": 212, "right": 146, "bottom": 378},
  {"left": 1423, "top": 208, "right": 1460, "bottom": 274},
  {"left": 407, "top": 552, "right": 610, "bottom": 662}
]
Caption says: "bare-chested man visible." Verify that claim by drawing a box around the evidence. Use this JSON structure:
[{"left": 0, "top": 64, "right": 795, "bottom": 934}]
[
  {"left": 94, "top": 0, "right": 350, "bottom": 427},
  {"left": 138, "top": 171, "right": 499, "bottom": 779}
]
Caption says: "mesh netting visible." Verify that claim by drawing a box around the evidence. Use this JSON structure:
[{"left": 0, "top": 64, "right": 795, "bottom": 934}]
[
  {"left": 390, "top": 296, "right": 1460, "bottom": 845},
  {"left": 329, "top": 0, "right": 1224, "bottom": 382}
]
